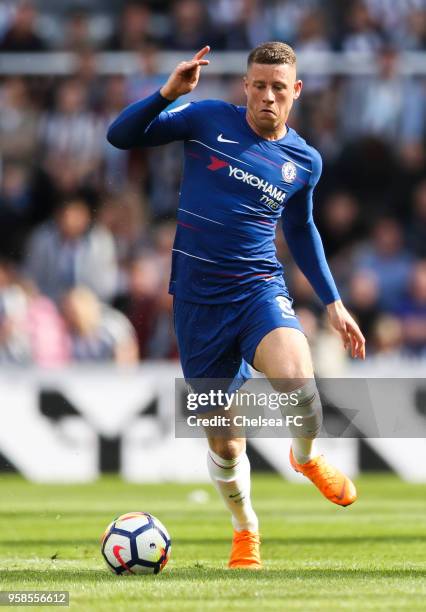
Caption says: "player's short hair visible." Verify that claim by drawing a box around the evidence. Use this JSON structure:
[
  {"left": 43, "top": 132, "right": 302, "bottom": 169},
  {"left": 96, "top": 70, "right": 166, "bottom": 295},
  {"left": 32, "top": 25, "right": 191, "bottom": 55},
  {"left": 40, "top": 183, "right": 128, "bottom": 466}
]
[{"left": 247, "top": 42, "right": 296, "bottom": 68}]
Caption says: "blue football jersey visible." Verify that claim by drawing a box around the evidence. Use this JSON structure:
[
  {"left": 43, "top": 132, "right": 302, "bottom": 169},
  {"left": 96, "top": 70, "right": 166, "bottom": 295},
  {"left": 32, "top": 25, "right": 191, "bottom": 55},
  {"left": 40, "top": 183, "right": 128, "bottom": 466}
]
[{"left": 107, "top": 92, "right": 339, "bottom": 305}]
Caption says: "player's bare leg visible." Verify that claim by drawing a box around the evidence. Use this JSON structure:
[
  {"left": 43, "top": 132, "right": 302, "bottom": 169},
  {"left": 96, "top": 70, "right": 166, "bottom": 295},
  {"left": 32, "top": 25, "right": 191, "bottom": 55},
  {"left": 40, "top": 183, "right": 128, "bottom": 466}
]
[
  {"left": 206, "top": 432, "right": 261, "bottom": 569},
  {"left": 254, "top": 327, "right": 357, "bottom": 507}
]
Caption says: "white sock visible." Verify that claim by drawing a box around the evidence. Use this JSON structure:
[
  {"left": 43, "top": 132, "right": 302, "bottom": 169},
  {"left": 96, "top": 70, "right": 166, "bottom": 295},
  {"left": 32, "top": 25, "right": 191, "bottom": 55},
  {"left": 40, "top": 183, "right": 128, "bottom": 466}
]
[
  {"left": 292, "top": 437, "right": 315, "bottom": 464},
  {"left": 207, "top": 450, "right": 258, "bottom": 533},
  {"left": 286, "top": 381, "right": 322, "bottom": 464}
]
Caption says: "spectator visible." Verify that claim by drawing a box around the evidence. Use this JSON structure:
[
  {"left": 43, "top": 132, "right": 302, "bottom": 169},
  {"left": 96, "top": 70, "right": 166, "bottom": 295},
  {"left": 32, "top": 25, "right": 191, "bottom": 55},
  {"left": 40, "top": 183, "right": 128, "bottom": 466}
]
[
  {"left": 0, "top": 262, "right": 31, "bottom": 364},
  {"left": 25, "top": 194, "right": 118, "bottom": 303},
  {"left": 311, "top": 191, "right": 362, "bottom": 290},
  {"left": 364, "top": 0, "right": 425, "bottom": 49},
  {"left": 0, "top": 2, "right": 15, "bottom": 41},
  {"left": 0, "top": 162, "right": 33, "bottom": 259},
  {"left": 407, "top": 180, "right": 426, "bottom": 258},
  {"left": 313, "top": 314, "right": 347, "bottom": 376},
  {"left": 332, "top": 134, "right": 401, "bottom": 213},
  {"left": 73, "top": 49, "right": 103, "bottom": 112},
  {"left": 393, "top": 260, "right": 426, "bottom": 355},
  {"left": 341, "top": 1, "right": 383, "bottom": 52},
  {"left": 295, "top": 10, "right": 332, "bottom": 88},
  {"left": 163, "top": 0, "right": 223, "bottom": 51},
  {"left": 266, "top": 0, "right": 320, "bottom": 47},
  {"left": 115, "top": 248, "right": 178, "bottom": 360},
  {"left": 21, "top": 278, "right": 70, "bottom": 367},
  {"left": 207, "top": 0, "right": 244, "bottom": 30},
  {"left": 0, "top": 1, "right": 47, "bottom": 52},
  {"left": 399, "top": 7, "right": 426, "bottom": 50},
  {"left": 353, "top": 218, "right": 413, "bottom": 310},
  {"left": 146, "top": 278, "right": 178, "bottom": 359},
  {"left": 39, "top": 78, "right": 105, "bottom": 188},
  {"left": 0, "top": 262, "right": 69, "bottom": 366},
  {"left": 102, "top": 74, "right": 128, "bottom": 116},
  {"left": 340, "top": 45, "right": 425, "bottom": 167},
  {"left": 105, "top": 2, "right": 154, "bottom": 51},
  {"left": 62, "top": 8, "right": 92, "bottom": 52},
  {"left": 101, "top": 75, "right": 132, "bottom": 190},
  {"left": 371, "top": 314, "right": 404, "bottom": 355},
  {"left": 308, "top": 88, "right": 341, "bottom": 162},
  {"left": 293, "top": 9, "right": 332, "bottom": 139},
  {"left": 219, "top": 0, "right": 269, "bottom": 50},
  {"left": 317, "top": 191, "right": 363, "bottom": 260},
  {"left": 346, "top": 269, "right": 380, "bottom": 344},
  {"left": 114, "top": 252, "right": 162, "bottom": 359},
  {"left": 126, "top": 44, "right": 166, "bottom": 103},
  {"left": 226, "top": 75, "right": 246, "bottom": 106},
  {"left": 97, "top": 190, "right": 148, "bottom": 269},
  {"left": 61, "top": 286, "right": 138, "bottom": 364},
  {"left": 0, "top": 77, "right": 38, "bottom": 165},
  {"left": 152, "top": 221, "right": 176, "bottom": 273},
  {"left": 146, "top": 142, "right": 185, "bottom": 219}
]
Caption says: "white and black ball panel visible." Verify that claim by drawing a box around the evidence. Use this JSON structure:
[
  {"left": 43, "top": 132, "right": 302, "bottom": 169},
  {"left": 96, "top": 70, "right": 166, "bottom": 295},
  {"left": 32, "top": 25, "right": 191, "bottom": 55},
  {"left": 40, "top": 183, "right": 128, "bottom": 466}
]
[{"left": 135, "top": 526, "right": 168, "bottom": 564}]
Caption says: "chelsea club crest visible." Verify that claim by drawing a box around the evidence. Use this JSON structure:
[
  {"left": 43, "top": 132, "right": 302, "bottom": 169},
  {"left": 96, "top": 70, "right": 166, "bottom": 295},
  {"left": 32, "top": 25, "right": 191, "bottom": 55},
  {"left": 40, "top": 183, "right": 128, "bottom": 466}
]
[{"left": 282, "top": 161, "right": 297, "bottom": 183}]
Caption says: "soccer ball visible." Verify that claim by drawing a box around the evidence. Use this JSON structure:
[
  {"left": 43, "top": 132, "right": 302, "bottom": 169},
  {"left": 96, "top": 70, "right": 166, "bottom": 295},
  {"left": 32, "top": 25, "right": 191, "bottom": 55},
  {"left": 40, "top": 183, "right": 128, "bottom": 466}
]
[{"left": 101, "top": 511, "right": 171, "bottom": 575}]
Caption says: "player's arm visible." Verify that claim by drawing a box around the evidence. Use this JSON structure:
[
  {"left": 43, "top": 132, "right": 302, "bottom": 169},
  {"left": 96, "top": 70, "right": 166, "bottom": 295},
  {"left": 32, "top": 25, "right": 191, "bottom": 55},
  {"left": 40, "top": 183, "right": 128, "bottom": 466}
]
[
  {"left": 281, "top": 152, "right": 365, "bottom": 359},
  {"left": 107, "top": 46, "right": 210, "bottom": 149}
]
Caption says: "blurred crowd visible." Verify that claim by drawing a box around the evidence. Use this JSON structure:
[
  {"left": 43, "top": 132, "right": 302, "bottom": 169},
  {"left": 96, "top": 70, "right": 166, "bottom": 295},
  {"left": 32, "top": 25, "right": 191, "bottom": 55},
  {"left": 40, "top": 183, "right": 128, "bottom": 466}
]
[
  {"left": 1, "top": 0, "right": 425, "bottom": 53},
  {"left": 0, "top": 0, "right": 425, "bottom": 366}
]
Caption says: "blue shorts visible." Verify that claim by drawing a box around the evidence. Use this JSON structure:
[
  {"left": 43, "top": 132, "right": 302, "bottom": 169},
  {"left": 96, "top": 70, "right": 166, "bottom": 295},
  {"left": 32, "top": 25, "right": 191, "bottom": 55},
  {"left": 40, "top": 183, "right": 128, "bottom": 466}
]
[{"left": 173, "top": 282, "right": 303, "bottom": 395}]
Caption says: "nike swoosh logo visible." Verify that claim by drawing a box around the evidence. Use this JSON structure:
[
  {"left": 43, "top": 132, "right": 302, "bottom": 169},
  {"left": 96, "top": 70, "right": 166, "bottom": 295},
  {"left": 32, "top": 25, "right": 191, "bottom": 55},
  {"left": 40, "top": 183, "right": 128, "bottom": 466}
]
[
  {"left": 218, "top": 133, "right": 239, "bottom": 144},
  {"left": 113, "top": 544, "right": 134, "bottom": 574}
]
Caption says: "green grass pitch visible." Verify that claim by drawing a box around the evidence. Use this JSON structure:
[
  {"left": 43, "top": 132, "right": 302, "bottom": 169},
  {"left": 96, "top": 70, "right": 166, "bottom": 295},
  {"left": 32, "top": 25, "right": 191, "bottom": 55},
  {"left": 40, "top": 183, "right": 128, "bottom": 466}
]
[{"left": 1, "top": 473, "right": 425, "bottom": 611}]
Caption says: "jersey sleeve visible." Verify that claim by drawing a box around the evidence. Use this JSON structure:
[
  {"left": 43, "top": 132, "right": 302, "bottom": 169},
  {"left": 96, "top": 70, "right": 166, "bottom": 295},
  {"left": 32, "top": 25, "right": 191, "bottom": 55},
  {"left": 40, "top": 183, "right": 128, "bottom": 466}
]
[
  {"left": 106, "top": 90, "right": 196, "bottom": 149},
  {"left": 281, "top": 148, "right": 340, "bottom": 305}
]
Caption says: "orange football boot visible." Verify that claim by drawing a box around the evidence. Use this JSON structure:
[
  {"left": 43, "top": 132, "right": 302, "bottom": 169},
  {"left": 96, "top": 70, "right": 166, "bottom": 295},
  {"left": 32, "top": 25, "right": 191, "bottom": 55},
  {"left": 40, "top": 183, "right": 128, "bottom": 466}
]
[
  {"left": 228, "top": 530, "right": 262, "bottom": 569},
  {"left": 290, "top": 447, "right": 357, "bottom": 507}
]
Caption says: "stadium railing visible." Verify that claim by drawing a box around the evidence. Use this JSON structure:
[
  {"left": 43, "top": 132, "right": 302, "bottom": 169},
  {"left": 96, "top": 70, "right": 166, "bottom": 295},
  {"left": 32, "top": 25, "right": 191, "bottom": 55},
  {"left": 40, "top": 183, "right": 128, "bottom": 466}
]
[{"left": 0, "top": 51, "right": 426, "bottom": 75}]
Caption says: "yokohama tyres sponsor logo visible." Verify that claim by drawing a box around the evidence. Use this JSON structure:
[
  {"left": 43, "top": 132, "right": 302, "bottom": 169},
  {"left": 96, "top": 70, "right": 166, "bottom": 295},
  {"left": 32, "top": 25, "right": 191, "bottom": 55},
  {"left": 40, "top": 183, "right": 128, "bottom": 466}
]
[{"left": 228, "top": 165, "right": 286, "bottom": 204}]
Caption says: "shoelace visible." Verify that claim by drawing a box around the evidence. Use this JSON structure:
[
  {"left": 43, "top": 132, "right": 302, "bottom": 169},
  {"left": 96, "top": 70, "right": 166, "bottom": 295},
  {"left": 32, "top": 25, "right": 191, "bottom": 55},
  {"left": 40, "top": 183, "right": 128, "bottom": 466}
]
[
  {"left": 235, "top": 532, "right": 260, "bottom": 543},
  {"left": 303, "top": 456, "right": 341, "bottom": 492},
  {"left": 234, "top": 532, "right": 260, "bottom": 555}
]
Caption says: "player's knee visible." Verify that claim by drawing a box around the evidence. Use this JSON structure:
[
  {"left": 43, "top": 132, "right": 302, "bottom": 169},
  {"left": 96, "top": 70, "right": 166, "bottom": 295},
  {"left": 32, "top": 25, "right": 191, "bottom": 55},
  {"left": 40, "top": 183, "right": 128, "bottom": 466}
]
[
  {"left": 208, "top": 437, "right": 245, "bottom": 460},
  {"left": 269, "top": 366, "right": 313, "bottom": 393}
]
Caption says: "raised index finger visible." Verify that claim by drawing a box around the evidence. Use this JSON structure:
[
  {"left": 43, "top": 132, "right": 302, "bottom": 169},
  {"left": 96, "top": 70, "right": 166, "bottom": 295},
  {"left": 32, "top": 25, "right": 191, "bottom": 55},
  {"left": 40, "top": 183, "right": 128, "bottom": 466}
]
[{"left": 193, "top": 46, "right": 210, "bottom": 61}]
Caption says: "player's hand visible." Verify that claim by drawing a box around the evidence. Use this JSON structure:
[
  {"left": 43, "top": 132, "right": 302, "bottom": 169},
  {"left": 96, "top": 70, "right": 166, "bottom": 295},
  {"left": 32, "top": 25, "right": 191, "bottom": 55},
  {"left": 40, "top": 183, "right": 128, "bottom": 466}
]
[
  {"left": 160, "top": 46, "right": 210, "bottom": 101},
  {"left": 326, "top": 300, "right": 366, "bottom": 359}
]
